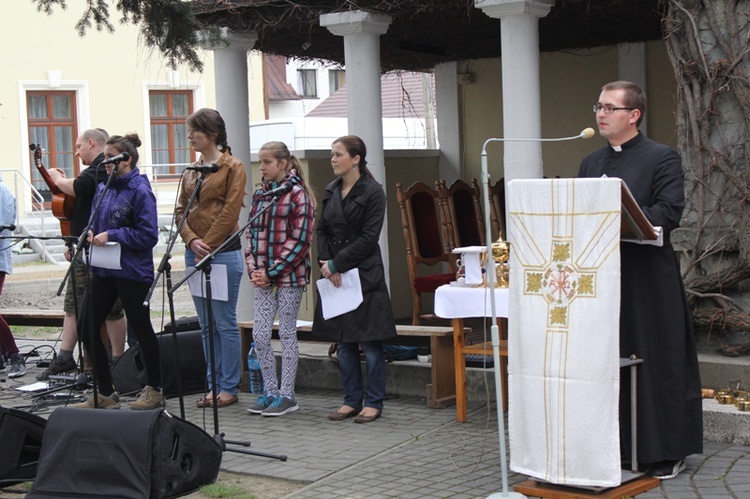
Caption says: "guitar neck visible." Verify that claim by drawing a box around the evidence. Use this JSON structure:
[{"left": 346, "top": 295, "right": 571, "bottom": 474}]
[{"left": 35, "top": 163, "right": 64, "bottom": 196}]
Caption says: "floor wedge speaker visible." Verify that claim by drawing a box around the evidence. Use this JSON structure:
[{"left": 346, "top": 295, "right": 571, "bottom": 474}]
[
  {"left": 28, "top": 407, "right": 221, "bottom": 499},
  {"left": 112, "top": 329, "right": 207, "bottom": 397},
  {"left": 0, "top": 406, "right": 46, "bottom": 487}
]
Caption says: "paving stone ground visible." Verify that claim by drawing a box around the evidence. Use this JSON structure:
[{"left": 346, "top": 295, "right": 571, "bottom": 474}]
[{"left": 2, "top": 340, "right": 750, "bottom": 498}]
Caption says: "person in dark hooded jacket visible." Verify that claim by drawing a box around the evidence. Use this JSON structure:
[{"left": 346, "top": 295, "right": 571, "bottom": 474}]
[
  {"left": 74, "top": 133, "right": 162, "bottom": 411},
  {"left": 313, "top": 135, "right": 396, "bottom": 424}
]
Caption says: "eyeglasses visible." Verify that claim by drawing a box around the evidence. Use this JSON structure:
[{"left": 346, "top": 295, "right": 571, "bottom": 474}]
[{"left": 593, "top": 104, "right": 634, "bottom": 114}]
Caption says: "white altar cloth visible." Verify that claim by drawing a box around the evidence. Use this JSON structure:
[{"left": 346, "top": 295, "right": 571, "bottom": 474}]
[
  {"left": 434, "top": 284, "right": 509, "bottom": 319},
  {"left": 507, "top": 178, "right": 622, "bottom": 487}
]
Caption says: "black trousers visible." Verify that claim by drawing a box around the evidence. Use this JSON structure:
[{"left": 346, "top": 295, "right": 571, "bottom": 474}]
[{"left": 79, "top": 275, "right": 161, "bottom": 395}]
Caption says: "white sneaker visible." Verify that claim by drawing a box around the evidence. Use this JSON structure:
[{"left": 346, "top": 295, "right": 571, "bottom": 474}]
[
  {"left": 650, "top": 459, "right": 686, "bottom": 480},
  {"left": 8, "top": 354, "right": 26, "bottom": 378}
]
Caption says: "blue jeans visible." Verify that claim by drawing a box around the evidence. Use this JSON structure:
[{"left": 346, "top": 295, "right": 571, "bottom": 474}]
[
  {"left": 186, "top": 248, "right": 243, "bottom": 396},
  {"left": 337, "top": 340, "right": 386, "bottom": 410}
]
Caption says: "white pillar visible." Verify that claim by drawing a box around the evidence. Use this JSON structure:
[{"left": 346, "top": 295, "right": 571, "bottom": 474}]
[
  {"left": 320, "top": 11, "right": 393, "bottom": 281},
  {"left": 475, "top": 0, "right": 554, "bottom": 181},
  {"left": 202, "top": 29, "right": 257, "bottom": 322},
  {"left": 435, "top": 61, "right": 462, "bottom": 182}
]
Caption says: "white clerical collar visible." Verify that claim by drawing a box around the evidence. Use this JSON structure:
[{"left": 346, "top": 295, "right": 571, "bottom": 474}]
[{"left": 611, "top": 145, "right": 623, "bottom": 152}]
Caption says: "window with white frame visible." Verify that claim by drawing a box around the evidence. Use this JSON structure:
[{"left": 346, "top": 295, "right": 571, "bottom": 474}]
[
  {"left": 27, "top": 91, "right": 78, "bottom": 204},
  {"left": 149, "top": 90, "right": 193, "bottom": 175},
  {"left": 297, "top": 69, "right": 318, "bottom": 98}
]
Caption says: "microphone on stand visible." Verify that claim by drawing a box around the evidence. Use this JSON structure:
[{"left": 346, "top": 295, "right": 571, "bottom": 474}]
[
  {"left": 483, "top": 127, "right": 596, "bottom": 147},
  {"left": 580, "top": 127, "right": 596, "bottom": 139},
  {"left": 480, "top": 126, "right": 596, "bottom": 183},
  {"left": 259, "top": 182, "right": 293, "bottom": 198},
  {"left": 185, "top": 164, "right": 220, "bottom": 174},
  {"left": 102, "top": 152, "right": 130, "bottom": 165},
  {"left": 477, "top": 126, "right": 595, "bottom": 497}
]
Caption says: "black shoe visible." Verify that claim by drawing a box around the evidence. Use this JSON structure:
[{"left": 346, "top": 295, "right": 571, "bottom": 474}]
[
  {"left": 650, "top": 459, "right": 686, "bottom": 480},
  {"left": 36, "top": 355, "right": 77, "bottom": 381}
]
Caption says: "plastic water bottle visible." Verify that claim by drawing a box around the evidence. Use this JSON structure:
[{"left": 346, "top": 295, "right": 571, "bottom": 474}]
[{"left": 247, "top": 342, "right": 264, "bottom": 394}]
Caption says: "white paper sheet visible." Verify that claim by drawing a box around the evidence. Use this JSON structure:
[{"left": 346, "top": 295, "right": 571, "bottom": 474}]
[
  {"left": 187, "top": 264, "right": 229, "bottom": 302},
  {"left": 15, "top": 381, "right": 51, "bottom": 392},
  {"left": 89, "top": 242, "right": 122, "bottom": 270},
  {"left": 316, "top": 269, "right": 364, "bottom": 319}
]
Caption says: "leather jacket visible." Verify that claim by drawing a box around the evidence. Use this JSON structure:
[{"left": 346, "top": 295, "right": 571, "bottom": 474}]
[{"left": 175, "top": 151, "right": 247, "bottom": 250}]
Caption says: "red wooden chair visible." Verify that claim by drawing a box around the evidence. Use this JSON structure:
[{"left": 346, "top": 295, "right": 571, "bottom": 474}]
[
  {"left": 396, "top": 181, "right": 456, "bottom": 325},
  {"left": 437, "top": 178, "right": 485, "bottom": 248}
]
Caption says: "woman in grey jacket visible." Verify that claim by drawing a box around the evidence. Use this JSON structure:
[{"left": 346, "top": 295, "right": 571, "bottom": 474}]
[{"left": 313, "top": 135, "right": 396, "bottom": 424}]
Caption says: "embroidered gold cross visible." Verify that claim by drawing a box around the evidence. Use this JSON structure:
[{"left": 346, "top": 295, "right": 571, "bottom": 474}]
[{"left": 524, "top": 239, "right": 596, "bottom": 328}]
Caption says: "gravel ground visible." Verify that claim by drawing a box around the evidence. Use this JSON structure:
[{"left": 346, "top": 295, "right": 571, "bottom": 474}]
[{"left": 1, "top": 260, "right": 197, "bottom": 336}]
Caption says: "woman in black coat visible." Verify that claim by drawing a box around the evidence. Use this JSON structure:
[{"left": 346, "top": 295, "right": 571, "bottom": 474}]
[{"left": 313, "top": 135, "right": 397, "bottom": 424}]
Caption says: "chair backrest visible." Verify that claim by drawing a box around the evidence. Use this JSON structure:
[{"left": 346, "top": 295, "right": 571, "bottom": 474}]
[
  {"left": 489, "top": 177, "right": 506, "bottom": 241},
  {"left": 396, "top": 181, "right": 453, "bottom": 274},
  {"left": 437, "top": 178, "right": 485, "bottom": 248}
]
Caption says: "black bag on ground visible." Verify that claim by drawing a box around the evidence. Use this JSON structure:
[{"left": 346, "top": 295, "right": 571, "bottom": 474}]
[{"left": 383, "top": 344, "right": 418, "bottom": 361}]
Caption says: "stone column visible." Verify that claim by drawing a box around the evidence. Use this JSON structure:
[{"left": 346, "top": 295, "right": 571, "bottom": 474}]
[
  {"left": 435, "top": 61, "right": 462, "bottom": 182},
  {"left": 201, "top": 29, "right": 257, "bottom": 322},
  {"left": 618, "top": 42, "right": 648, "bottom": 134},
  {"left": 320, "top": 11, "right": 393, "bottom": 281},
  {"left": 475, "top": 0, "right": 554, "bottom": 181}
]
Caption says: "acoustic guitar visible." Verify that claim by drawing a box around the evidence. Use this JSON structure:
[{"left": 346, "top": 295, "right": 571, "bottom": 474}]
[{"left": 30, "top": 143, "right": 76, "bottom": 236}]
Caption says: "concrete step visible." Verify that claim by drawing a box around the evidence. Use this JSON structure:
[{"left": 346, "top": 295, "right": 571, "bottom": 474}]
[
  {"left": 10, "top": 234, "right": 175, "bottom": 265},
  {"left": 11, "top": 251, "right": 44, "bottom": 265}
]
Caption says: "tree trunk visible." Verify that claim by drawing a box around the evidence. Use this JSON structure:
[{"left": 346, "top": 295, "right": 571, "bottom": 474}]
[{"left": 665, "top": 0, "right": 750, "bottom": 353}]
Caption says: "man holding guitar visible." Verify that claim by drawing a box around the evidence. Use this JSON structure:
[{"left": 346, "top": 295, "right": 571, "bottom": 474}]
[{"left": 37, "top": 129, "right": 127, "bottom": 380}]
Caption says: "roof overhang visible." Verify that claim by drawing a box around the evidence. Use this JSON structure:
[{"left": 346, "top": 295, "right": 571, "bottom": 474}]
[{"left": 193, "top": 0, "right": 668, "bottom": 72}]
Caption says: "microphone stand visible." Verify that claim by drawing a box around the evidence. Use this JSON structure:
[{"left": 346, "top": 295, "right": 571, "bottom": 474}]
[
  {"left": 1, "top": 232, "right": 88, "bottom": 395},
  {"left": 481, "top": 130, "right": 594, "bottom": 498},
  {"left": 479, "top": 140, "right": 524, "bottom": 499},
  {"left": 142, "top": 170, "right": 210, "bottom": 419},
  {"left": 56, "top": 162, "right": 120, "bottom": 296},
  {"left": 169, "top": 193, "right": 287, "bottom": 461},
  {"left": 30, "top": 372, "right": 90, "bottom": 404},
  {"left": 0, "top": 235, "right": 83, "bottom": 384},
  {"left": 60, "top": 161, "right": 121, "bottom": 409},
  {"left": 0, "top": 234, "right": 78, "bottom": 244}
]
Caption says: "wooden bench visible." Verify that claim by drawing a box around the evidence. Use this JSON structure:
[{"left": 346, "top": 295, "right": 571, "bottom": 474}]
[
  {"left": 1, "top": 309, "right": 65, "bottom": 327},
  {"left": 238, "top": 321, "right": 466, "bottom": 409}
]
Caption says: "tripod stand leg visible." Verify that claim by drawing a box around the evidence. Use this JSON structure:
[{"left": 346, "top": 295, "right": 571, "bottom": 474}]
[
  {"left": 215, "top": 434, "right": 288, "bottom": 461},
  {"left": 163, "top": 262, "right": 186, "bottom": 419}
]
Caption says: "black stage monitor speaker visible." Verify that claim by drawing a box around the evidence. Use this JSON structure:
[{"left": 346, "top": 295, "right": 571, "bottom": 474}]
[
  {"left": 28, "top": 407, "right": 222, "bottom": 499},
  {"left": 112, "top": 328, "right": 207, "bottom": 397},
  {"left": 0, "top": 406, "right": 46, "bottom": 487}
]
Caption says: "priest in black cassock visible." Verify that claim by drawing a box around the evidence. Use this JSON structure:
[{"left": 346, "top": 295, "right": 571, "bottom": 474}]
[{"left": 578, "top": 81, "right": 702, "bottom": 480}]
